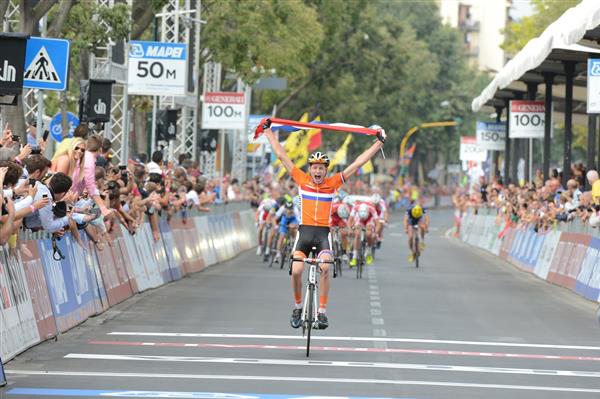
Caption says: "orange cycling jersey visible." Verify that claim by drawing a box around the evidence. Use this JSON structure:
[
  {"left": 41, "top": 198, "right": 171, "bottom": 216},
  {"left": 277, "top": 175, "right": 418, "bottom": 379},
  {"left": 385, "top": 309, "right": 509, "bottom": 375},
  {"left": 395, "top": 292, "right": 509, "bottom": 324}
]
[{"left": 291, "top": 166, "right": 345, "bottom": 227}]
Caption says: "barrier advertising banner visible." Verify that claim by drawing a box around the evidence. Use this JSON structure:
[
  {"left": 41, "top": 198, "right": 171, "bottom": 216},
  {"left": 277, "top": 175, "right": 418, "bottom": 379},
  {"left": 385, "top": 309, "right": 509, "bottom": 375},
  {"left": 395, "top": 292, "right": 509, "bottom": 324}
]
[{"left": 0, "top": 204, "right": 257, "bottom": 364}]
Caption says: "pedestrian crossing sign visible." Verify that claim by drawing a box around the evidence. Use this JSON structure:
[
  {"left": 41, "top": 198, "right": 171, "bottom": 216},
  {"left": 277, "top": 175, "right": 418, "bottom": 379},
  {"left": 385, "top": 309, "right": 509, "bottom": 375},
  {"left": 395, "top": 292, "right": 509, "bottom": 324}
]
[{"left": 23, "top": 36, "right": 70, "bottom": 91}]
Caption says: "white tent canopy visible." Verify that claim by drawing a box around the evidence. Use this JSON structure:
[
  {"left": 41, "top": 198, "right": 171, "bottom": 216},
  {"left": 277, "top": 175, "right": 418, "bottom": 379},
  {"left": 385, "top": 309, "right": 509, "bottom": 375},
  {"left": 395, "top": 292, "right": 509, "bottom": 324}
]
[{"left": 471, "top": 0, "right": 600, "bottom": 112}]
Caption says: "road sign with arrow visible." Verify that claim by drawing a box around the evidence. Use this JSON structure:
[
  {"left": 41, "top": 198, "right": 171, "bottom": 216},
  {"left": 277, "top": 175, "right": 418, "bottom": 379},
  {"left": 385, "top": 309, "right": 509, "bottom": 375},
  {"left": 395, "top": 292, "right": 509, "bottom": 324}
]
[{"left": 23, "top": 37, "right": 70, "bottom": 91}]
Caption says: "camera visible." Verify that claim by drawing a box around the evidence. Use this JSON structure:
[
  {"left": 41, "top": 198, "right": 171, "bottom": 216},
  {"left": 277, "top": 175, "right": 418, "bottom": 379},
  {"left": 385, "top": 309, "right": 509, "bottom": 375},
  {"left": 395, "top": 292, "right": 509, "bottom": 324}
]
[{"left": 31, "top": 147, "right": 41, "bottom": 155}]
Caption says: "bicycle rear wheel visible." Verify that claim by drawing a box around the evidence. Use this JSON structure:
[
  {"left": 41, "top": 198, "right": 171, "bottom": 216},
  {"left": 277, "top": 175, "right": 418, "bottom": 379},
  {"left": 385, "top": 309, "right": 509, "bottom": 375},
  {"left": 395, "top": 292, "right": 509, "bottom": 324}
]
[
  {"left": 306, "top": 284, "right": 314, "bottom": 357},
  {"left": 414, "top": 236, "right": 420, "bottom": 268},
  {"left": 357, "top": 241, "right": 364, "bottom": 279}
]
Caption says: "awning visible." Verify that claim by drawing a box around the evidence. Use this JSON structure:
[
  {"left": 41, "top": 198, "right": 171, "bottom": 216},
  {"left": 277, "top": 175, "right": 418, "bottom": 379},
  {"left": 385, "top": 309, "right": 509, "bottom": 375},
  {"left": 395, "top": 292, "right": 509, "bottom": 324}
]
[{"left": 472, "top": 0, "right": 600, "bottom": 112}]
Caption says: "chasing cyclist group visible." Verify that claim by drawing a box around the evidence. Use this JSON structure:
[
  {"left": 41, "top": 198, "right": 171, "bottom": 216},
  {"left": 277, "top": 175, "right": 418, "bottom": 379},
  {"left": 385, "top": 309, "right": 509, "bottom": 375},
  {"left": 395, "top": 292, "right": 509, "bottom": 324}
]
[{"left": 257, "top": 123, "right": 429, "bottom": 330}]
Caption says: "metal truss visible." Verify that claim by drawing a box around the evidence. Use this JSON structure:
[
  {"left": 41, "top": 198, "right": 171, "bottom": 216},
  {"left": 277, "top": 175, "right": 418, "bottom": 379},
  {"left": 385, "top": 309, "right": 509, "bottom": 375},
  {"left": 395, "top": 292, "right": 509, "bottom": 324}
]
[
  {"left": 91, "top": 0, "right": 131, "bottom": 165},
  {"left": 230, "top": 79, "right": 250, "bottom": 182},
  {"left": 157, "top": 0, "right": 200, "bottom": 163},
  {"left": 199, "top": 60, "right": 221, "bottom": 179}
]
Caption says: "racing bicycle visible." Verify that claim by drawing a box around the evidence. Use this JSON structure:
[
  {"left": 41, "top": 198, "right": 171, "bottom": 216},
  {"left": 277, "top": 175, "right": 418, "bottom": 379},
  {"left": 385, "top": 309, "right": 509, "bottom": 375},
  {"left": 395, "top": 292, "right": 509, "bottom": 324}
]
[
  {"left": 330, "top": 227, "right": 344, "bottom": 277},
  {"left": 355, "top": 226, "right": 366, "bottom": 279},
  {"left": 412, "top": 224, "right": 420, "bottom": 268},
  {"left": 293, "top": 250, "right": 334, "bottom": 357}
]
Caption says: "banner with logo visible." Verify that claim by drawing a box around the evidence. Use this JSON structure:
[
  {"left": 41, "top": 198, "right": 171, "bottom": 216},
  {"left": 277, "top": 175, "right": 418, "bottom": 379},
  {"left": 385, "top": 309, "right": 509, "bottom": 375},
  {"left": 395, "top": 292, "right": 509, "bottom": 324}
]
[
  {"left": 459, "top": 136, "right": 487, "bottom": 162},
  {"left": 509, "top": 100, "right": 545, "bottom": 138},
  {"left": 588, "top": 59, "right": 600, "bottom": 113},
  {"left": 87, "top": 79, "right": 113, "bottom": 123},
  {"left": 0, "top": 33, "right": 28, "bottom": 105},
  {"left": 201, "top": 92, "right": 246, "bottom": 130},
  {"left": 476, "top": 121, "right": 505, "bottom": 151}
]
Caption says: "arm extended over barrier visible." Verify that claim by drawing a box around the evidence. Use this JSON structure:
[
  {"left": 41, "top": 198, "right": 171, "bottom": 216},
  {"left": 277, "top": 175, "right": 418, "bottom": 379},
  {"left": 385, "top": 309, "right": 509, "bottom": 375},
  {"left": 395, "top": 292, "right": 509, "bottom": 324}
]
[{"left": 0, "top": 202, "right": 257, "bottom": 363}]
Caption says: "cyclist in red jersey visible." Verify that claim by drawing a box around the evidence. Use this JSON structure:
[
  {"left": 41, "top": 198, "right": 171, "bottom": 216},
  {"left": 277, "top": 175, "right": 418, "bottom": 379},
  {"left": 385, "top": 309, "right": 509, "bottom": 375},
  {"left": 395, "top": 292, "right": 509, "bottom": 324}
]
[
  {"left": 349, "top": 201, "right": 378, "bottom": 265},
  {"left": 330, "top": 201, "right": 351, "bottom": 261},
  {"left": 263, "top": 124, "right": 386, "bottom": 329}
]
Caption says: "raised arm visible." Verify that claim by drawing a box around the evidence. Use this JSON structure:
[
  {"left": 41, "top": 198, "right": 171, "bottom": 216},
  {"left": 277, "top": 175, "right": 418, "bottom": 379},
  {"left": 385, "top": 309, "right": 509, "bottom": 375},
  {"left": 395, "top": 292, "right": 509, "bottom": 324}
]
[
  {"left": 264, "top": 127, "right": 294, "bottom": 174},
  {"left": 342, "top": 131, "right": 386, "bottom": 179}
]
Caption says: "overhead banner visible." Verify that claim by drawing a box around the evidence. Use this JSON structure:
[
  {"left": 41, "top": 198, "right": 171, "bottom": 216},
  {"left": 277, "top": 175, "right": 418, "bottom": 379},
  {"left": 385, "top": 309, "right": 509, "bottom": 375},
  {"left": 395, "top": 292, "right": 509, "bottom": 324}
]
[
  {"left": 127, "top": 41, "right": 187, "bottom": 96},
  {"left": 509, "top": 100, "right": 545, "bottom": 138},
  {"left": 476, "top": 121, "right": 505, "bottom": 151},
  {"left": 201, "top": 92, "right": 246, "bottom": 130},
  {"left": 0, "top": 33, "right": 28, "bottom": 105},
  {"left": 588, "top": 59, "right": 600, "bottom": 113},
  {"left": 460, "top": 136, "right": 487, "bottom": 162}
]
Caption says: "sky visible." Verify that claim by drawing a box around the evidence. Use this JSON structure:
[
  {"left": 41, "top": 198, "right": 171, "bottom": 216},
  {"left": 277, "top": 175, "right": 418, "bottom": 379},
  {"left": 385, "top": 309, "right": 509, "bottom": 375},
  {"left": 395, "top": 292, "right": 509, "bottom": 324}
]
[{"left": 510, "top": 0, "right": 535, "bottom": 20}]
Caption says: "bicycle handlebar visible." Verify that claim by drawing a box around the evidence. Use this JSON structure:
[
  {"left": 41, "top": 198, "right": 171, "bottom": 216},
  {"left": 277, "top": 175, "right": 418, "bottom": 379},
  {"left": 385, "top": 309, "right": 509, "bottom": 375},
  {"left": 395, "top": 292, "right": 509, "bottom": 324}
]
[{"left": 292, "top": 258, "right": 335, "bottom": 264}]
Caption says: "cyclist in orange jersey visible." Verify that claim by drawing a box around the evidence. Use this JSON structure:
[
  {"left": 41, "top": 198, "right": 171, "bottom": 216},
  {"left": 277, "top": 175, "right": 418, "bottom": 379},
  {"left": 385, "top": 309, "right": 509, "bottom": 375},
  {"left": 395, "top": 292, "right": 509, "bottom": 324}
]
[{"left": 263, "top": 124, "right": 386, "bottom": 329}]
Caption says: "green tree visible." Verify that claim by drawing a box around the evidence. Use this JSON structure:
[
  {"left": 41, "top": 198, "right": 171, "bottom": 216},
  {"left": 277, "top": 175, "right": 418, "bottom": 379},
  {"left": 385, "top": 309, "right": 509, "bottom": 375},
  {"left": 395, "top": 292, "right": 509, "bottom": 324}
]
[
  {"left": 502, "top": 0, "right": 581, "bottom": 56},
  {"left": 201, "top": 0, "right": 323, "bottom": 83}
]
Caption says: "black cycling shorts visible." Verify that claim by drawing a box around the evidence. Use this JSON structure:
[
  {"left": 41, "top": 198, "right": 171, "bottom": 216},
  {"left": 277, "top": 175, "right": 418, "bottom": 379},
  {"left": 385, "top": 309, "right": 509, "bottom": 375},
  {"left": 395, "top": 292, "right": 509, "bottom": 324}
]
[{"left": 293, "top": 225, "right": 332, "bottom": 257}]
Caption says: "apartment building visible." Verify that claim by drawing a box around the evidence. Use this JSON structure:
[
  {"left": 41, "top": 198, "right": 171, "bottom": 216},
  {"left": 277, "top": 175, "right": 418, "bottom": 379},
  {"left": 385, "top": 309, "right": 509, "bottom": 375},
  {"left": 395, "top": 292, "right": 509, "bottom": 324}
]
[{"left": 437, "top": 0, "right": 513, "bottom": 73}]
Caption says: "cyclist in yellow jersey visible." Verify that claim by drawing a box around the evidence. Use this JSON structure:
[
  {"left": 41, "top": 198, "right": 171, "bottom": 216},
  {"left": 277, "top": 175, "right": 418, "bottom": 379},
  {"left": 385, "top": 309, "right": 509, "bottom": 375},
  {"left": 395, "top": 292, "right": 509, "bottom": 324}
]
[{"left": 263, "top": 123, "right": 386, "bottom": 329}]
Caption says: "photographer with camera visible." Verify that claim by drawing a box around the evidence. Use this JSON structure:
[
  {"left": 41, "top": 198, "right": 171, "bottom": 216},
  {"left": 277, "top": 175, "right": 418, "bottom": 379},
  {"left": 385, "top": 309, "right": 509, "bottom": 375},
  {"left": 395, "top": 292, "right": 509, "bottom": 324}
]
[{"left": 23, "top": 172, "right": 94, "bottom": 234}]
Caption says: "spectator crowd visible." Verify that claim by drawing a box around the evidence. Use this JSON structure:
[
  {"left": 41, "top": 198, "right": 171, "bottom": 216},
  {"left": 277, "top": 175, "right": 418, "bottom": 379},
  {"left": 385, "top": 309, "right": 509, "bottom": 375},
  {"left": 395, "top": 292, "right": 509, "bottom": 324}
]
[
  {"left": 454, "top": 164, "right": 600, "bottom": 235},
  {"left": 0, "top": 123, "right": 261, "bottom": 256}
]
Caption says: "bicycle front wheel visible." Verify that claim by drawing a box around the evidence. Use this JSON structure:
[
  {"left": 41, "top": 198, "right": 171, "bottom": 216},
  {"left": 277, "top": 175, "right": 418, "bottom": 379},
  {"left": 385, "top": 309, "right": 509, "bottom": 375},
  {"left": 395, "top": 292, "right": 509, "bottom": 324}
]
[{"left": 306, "top": 284, "right": 314, "bottom": 357}]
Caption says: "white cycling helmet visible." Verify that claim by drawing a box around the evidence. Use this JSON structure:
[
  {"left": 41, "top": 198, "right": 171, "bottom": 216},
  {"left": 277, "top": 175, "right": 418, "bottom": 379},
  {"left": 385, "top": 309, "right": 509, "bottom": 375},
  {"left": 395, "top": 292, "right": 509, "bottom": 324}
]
[
  {"left": 337, "top": 204, "right": 350, "bottom": 219},
  {"left": 371, "top": 193, "right": 382, "bottom": 204},
  {"left": 358, "top": 203, "right": 370, "bottom": 221},
  {"left": 343, "top": 196, "right": 354, "bottom": 207},
  {"left": 333, "top": 195, "right": 342, "bottom": 204},
  {"left": 264, "top": 199, "right": 276, "bottom": 211}
]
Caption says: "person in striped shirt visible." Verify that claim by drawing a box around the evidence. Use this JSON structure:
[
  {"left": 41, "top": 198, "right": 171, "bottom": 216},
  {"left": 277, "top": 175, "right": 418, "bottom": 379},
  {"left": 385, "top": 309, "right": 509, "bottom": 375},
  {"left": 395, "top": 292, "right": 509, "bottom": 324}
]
[{"left": 263, "top": 124, "right": 386, "bottom": 330}]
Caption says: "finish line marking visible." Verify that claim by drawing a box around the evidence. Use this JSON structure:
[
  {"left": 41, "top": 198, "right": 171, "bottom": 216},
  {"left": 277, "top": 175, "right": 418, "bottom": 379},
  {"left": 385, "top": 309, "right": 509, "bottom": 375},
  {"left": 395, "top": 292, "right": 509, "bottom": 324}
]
[
  {"left": 5, "top": 370, "right": 600, "bottom": 393},
  {"left": 6, "top": 388, "right": 412, "bottom": 399},
  {"left": 89, "top": 341, "right": 600, "bottom": 362},
  {"left": 107, "top": 332, "right": 600, "bottom": 351},
  {"left": 64, "top": 353, "right": 600, "bottom": 378}
]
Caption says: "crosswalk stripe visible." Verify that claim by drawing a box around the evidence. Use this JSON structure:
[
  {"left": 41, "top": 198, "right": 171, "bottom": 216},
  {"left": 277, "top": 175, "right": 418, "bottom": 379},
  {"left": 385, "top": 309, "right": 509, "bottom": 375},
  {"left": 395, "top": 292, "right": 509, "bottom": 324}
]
[
  {"left": 5, "top": 370, "right": 600, "bottom": 393},
  {"left": 107, "top": 332, "right": 600, "bottom": 351},
  {"left": 63, "top": 353, "right": 600, "bottom": 378}
]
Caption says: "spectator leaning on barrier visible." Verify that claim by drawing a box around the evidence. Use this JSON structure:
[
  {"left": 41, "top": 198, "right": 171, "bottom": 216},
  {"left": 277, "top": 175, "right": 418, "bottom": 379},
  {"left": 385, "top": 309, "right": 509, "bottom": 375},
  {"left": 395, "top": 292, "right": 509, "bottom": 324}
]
[
  {"left": 54, "top": 124, "right": 89, "bottom": 160},
  {"left": 71, "top": 134, "right": 112, "bottom": 217},
  {"left": 23, "top": 172, "right": 93, "bottom": 234},
  {"left": 50, "top": 137, "right": 86, "bottom": 177}
]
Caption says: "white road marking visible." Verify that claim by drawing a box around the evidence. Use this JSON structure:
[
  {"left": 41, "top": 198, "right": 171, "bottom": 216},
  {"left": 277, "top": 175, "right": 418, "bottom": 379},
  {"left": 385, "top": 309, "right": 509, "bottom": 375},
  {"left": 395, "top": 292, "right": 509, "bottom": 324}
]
[
  {"left": 62, "top": 353, "right": 600, "bottom": 378},
  {"left": 108, "top": 332, "right": 600, "bottom": 351},
  {"left": 370, "top": 309, "right": 382, "bottom": 316},
  {"left": 371, "top": 318, "right": 384, "bottom": 325},
  {"left": 7, "top": 369, "right": 600, "bottom": 393}
]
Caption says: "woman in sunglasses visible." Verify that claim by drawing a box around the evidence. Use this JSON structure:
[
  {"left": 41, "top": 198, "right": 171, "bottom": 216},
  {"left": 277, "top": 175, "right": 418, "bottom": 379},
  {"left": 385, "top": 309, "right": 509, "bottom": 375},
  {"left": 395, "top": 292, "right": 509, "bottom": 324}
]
[{"left": 50, "top": 138, "right": 86, "bottom": 178}]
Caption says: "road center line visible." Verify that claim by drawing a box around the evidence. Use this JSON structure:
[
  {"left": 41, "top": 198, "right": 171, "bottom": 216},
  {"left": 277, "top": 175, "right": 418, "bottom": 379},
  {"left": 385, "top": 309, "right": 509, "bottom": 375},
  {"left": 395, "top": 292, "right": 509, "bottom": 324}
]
[
  {"left": 5, "top": 370, "right": 600, "bottom": 393},
  {"left": 89, "top": 341, "right": 600, "bottom": 361},
  {"left": 63, "top": 353, "right": 600, "bottom": 378},
  {"left": 107, "top": 333, "right": 600, "bottom": 351}
]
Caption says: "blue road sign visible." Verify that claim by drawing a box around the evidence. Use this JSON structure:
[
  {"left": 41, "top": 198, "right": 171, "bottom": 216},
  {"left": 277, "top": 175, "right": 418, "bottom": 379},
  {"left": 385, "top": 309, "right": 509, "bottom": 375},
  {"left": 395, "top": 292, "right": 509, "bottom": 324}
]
[
  {"left": 23, "top": 37, "right": 70, "bottom": 91},
  {"left": 50, "top": 112, "right": 79, "bottom": 142}
]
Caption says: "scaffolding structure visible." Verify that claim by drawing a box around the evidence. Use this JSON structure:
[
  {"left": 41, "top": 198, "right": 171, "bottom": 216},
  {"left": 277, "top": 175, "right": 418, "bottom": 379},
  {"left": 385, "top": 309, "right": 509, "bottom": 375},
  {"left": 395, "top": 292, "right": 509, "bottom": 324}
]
[
  {"left": 91, "top": 0, "right": 132, "bottom": 165},
  {"left": 230, "top": 78, "right": 250, "bottom": 182},
  {"left": 199, "top": 60, "right": 221, "bottom": 179},
  {"left": 157, "top": 0, "right": 201, "bottom": 162}
]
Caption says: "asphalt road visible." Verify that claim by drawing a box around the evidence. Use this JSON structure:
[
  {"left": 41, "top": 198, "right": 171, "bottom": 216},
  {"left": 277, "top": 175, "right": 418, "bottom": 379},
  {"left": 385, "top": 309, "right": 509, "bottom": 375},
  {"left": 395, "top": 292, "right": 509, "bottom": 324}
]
[{"left": 3, "top": 209, "right": 600, "bottom": 399}]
